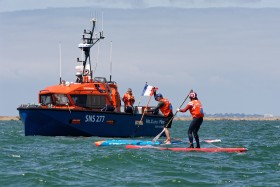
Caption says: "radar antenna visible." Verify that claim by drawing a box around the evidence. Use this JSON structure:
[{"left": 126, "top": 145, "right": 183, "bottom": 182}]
[{"left": 77, "top": 18, "right": 105, "bottom": 80}]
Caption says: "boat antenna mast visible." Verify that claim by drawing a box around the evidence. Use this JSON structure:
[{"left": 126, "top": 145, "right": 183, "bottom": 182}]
[
  {"left": 59, "top": 42, "right": 62, "bottom": 84},
  {"left": 77, "top": 18, "right": 105, "bottom": 80},
  {"left": 109, "top": 41, "right": 113, "bottom": 82}
]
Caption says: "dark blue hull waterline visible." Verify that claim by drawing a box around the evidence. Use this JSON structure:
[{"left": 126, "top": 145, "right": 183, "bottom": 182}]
[{"left": 18, "top": 107, "right": 166, "bottom": 137}]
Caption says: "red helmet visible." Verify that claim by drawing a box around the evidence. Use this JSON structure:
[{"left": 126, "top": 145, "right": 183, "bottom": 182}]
[{"left": 189, "top": 92, "right": 197, "bottom": 99}]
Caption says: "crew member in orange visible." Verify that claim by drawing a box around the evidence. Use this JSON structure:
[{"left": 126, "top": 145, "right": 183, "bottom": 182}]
[
  {"left": 147, "top": 90, "right": 174, "bottom": 144},
  {"left": 122, "top": 88, "right": 135, "bottom": 113},
  {"left": 177, "top": 91, "right": 204, "bottom": 148}
]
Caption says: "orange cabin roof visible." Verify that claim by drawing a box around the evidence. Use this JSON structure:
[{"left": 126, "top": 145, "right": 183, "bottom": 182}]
[{"left": 39, "top": 82, "right": 109, "bottom": 95}]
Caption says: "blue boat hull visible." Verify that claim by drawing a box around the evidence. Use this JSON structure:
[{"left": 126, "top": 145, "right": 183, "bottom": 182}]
[{"left": 17, "top": 107, "right": 166, "bottom": 137}]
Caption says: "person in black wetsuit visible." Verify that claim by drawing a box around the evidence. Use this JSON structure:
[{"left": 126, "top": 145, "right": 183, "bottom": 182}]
[{"left": 177, "top": 92, "right": 204, "bottom": 148}]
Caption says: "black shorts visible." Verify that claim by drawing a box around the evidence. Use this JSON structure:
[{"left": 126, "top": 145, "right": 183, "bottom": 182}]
[{"left": 164, "top": 112, "right": 174, "bottom": 128}]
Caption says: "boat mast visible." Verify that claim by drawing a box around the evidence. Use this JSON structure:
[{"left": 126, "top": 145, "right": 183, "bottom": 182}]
[
  {"left": 59, "top": 42, "right": 62, "bottom": 84},
  {"left": 109, "top": 41, "right": 112, "bottom": 82},
  {"left": 77, "top": 18, "right": 104, "bottom": 79}
]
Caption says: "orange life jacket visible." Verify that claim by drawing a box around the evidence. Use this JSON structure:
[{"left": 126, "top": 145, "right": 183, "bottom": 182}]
[
  {"left": 122, "top": 92, "right": 135, "bottom": 107},
  {"left": 159, "top": 98, "right": 172, "bottom": 117},
  {"left": 188, "top": 100, "right": 204, "bottom": 118}
]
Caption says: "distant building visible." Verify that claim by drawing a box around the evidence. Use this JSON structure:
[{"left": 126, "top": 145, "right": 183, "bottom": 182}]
[{"left": 264, "top": 114, "right": 273, "bottom": 118}]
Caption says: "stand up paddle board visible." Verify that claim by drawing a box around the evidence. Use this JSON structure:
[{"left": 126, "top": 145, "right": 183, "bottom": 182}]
[
  {"left": 126, "top": 145, "right": 247, "bottom": 153},
  {"left": 95, "top": 140, "right": 179, "bottom": 146},
  {"left": 94, "top": 139, "right": 221, "bottom": 147}
]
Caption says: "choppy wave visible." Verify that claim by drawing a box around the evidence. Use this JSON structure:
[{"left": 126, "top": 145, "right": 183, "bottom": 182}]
[{"left": 0, "top": 120, "right": 279, "bottom": 186}]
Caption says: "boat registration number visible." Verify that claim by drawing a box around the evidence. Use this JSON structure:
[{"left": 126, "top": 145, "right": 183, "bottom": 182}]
[{"left": 85, "top": 115, "right": 105, "bottom": 123}]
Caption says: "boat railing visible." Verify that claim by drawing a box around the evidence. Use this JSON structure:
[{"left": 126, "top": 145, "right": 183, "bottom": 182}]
[{"left": 18, "top": 104, "right": 41, "bottom": 108}]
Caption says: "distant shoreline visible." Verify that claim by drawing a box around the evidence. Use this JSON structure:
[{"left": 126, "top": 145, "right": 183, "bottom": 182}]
[
  {"left": 0, "top": 116, "right": 20, "bottom": 121},
  {"left": 175, "top": 117, "right": 280, "bottom": 121},
  {"left": 0, "top": 116, "right": 279, "bottom": 121}
]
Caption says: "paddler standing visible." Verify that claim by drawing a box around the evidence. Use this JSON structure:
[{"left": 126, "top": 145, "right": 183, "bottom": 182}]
[
  {"left": 122, "top": 88, "right": 135, "bottom": 113},
  {"left": 146, "top": 89, "right": 174, "bottom": 144},
  {"left": 177, "top": 91, "right": 204, "bottom": 148}
]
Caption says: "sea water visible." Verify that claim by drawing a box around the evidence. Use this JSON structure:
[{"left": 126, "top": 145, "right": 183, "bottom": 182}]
[{"left": 0, "top": 120, "right": 279, "bottom": 187}]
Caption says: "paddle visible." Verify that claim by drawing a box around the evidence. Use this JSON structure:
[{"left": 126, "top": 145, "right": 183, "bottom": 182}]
[
  {"left": 152, "top": 89, "right": 193, "bottom": 142},
  {"left": 152, "top": 129, "right": 165, "bottom": 142},
  {"left": 135, "top": 89, "right": 154, "bottom": 125},
  {"left": 131, "top": 89, "right": 155, "bottom": 137}
]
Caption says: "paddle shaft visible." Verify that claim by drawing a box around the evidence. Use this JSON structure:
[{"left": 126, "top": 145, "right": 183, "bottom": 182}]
[
  {"left": 132, "top": 91, "right": 154, "bottom": 137},
  {"left": 139, "top": 93, "right": 153, "bottom": 122},
  {"left": 164, "top": 88, "right": 193, "bottom": 126}
]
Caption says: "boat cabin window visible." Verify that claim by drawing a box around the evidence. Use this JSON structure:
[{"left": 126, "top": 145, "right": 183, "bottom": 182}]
[
  {"left": 53, "top": 94, "right": 69, "bottom": 105},
  {"left": 71, "top": 94, "right": 106, "bottom": 109},
  {"left": 94, "top": 77, "right": 107, "bottom": 83},
  {"left": 40, "top": 94, "right": 52, "bottom": 105}
]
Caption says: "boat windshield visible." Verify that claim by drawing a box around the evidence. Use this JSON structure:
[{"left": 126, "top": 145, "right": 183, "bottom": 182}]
[
  {"left": 53, "top": 94, "right": 69, "bottom": 105},
  {"left": 40, "top": 94, "right": 52, "bottom": 105},
  {"left": 71, "top": 94, "right": 106, "bottom": 109}
]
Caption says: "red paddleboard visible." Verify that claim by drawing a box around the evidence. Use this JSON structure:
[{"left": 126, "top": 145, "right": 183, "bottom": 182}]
[{"left": 126, "top": 145, "right": 247, "bottom": 153}]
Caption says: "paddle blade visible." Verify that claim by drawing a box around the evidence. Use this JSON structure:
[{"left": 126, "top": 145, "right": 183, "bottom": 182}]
[
  {"left": 152, "top": 129, "right": 165, "bottom": 142},
  {"left": 135, "top": 121, "right": 143, "bottom": 125}
]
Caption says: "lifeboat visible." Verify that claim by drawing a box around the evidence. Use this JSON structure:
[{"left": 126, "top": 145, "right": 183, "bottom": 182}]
[{"left": 17, "top": 18, "right": 165, "bottom": 137}]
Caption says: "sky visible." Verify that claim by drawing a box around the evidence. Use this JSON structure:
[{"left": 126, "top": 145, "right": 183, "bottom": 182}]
[{"left": 0, "top": 0, "right": 280, "bottom": 116}]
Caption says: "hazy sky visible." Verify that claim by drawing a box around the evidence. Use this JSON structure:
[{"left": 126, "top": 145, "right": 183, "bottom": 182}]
[
  {"left": 1, "top": 0, "right": 280, "bottom": 12},
  {"left": 0, "top": 1, "right": 280, "bottom": 116}
]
